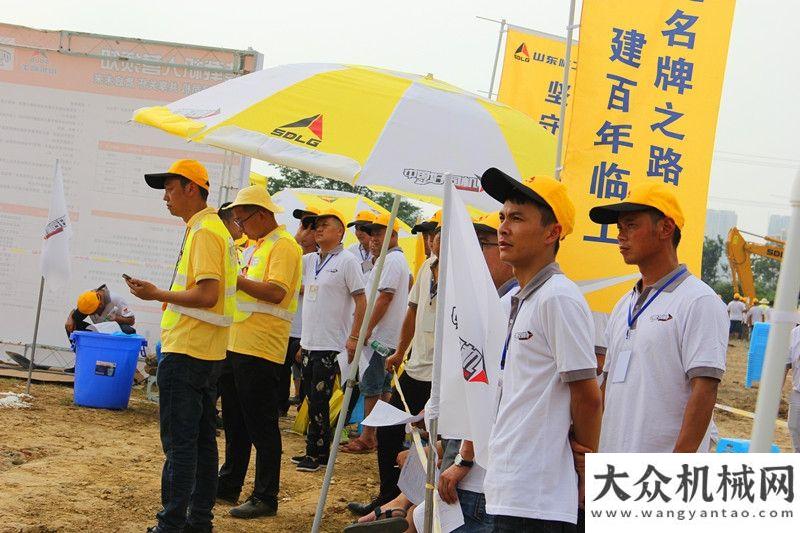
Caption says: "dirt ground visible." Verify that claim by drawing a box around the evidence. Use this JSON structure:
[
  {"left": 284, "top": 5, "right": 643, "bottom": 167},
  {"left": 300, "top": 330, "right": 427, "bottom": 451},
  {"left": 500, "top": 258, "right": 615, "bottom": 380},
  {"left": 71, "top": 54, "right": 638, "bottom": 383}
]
[{"left": 0, "top": 338, "right": 794, "bottom": 533}]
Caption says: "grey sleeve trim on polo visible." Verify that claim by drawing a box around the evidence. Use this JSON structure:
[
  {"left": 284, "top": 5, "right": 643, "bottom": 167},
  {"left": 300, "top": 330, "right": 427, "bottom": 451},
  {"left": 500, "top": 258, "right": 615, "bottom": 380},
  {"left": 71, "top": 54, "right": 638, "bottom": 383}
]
[
  {"left": 379, "top": 287, "right": 396, "bottom": 294},
  {"left": 408, "top": 302, "right": 419, "bottom": 309},
  {"left": 595, "top": 346, "right": 607, "bottom": 356},
  {"left": 788, "top": 363, "right": 793, "bottom": 371},
  {"left": 350, "top": 289, "right": 365, "bottom": 296},
  {"left": 686, "top": 366, "right": 724, "bottom": 380},
  {"left": 560, "top": 368, "right": 599, "bottom": 383}
]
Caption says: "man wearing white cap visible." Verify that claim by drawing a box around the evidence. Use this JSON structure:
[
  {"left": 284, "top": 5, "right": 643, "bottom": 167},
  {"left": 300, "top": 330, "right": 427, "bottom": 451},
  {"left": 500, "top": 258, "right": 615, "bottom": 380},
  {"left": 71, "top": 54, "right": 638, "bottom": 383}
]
[
  {"left": 589, "top": 181, "right": 727, "bottom": 454},
  {"left": 216, "top": 186, "right": 302, "bottom": 520}
]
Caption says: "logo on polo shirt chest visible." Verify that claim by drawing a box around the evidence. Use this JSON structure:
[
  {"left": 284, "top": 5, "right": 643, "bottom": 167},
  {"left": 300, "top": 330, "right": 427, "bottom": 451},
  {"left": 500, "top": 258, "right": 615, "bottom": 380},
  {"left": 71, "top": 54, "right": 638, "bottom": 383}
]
[
  {"left": 650, "top": 313, "right": 673, "bottom": 322},
  {"left": 514, "top": 330, "right": 534, "bottom": 341}
]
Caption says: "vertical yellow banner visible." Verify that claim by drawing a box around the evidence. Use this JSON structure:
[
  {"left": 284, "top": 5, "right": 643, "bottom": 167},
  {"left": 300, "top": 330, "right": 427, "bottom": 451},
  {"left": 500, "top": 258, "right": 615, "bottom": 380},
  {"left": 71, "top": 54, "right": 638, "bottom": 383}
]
[
  {"left": 497, "top": 26, "right": 578, "bottom": 140},
  {"left": 560, "top": 0, "right": 736, "bottom": 312}
]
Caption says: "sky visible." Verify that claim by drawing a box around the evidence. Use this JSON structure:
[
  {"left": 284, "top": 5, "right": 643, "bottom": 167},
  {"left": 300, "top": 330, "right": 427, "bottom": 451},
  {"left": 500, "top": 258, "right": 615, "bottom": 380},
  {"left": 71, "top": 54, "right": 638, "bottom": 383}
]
[{"left": 4, "top": 0, "right": 798, "bottom": 235}]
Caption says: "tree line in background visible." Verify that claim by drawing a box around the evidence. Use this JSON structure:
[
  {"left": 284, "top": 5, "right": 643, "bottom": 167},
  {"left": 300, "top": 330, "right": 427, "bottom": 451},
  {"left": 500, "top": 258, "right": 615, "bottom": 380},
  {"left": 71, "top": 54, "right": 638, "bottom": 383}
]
[
  {"left": 268, "top": 165, "right": 421, "bottom": 226},
  {"left": 701, "top": 235, "right": 781, "bottom": 302}
]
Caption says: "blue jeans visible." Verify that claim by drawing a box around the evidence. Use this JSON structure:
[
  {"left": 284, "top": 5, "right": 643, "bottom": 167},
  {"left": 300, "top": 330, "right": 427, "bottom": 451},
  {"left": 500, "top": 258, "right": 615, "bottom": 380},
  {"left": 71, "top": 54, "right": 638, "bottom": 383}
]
[
  {"left": 360, "top": 349, "right": 392, "bottom": 396},
  {"left": 453, "top": 489, "right": 494, "bottom": 532},
  {"left": 156, "top": 353, "right": 221, "bottom": 532},
  {"left": 492, "top": 515, "right": 576, "bottom": 533}
]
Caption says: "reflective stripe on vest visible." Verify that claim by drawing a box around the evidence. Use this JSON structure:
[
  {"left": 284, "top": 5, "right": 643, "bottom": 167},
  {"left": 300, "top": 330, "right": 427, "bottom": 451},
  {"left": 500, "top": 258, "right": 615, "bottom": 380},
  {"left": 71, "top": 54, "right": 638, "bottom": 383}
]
[
  {"left": 233, "top": 228, "right": 301, "bottom": 323},
  {"left": 161, "top": 212, "right": 238, "bottom": 330}
]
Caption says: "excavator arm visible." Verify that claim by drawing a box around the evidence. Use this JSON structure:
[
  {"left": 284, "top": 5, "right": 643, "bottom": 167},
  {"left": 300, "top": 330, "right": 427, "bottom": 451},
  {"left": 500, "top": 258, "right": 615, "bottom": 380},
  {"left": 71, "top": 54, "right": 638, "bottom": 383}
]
[{"left": 725, "top": 227, "right": 784, "bottom": 302}]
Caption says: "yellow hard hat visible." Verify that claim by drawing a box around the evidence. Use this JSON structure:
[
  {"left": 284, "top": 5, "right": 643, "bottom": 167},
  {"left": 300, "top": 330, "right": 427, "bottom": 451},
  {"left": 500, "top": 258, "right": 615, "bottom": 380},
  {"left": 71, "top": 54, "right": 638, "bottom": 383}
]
[
  {"left": 77, "top": 291, "right": 101, "bottom": 315},
  {"left": 733, "top": 293, "right": 741, "bottom": 300}
]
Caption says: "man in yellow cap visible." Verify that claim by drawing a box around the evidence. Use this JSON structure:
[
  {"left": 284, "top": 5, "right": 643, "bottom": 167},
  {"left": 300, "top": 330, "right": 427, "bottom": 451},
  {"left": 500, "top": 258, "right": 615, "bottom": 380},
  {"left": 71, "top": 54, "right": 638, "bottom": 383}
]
[
  {"left": 346, "top": 210, "right": 376, "bottom": 273},
  {"left": 410, "top": 210, "right": 442, "bottom": 260},
  {"left": 292, "top": 207, "right": 366, "bottom": 473},
  {"left": 589, "top": 181, "right": 727, "bottom": 456},
  {"left": 341, "top": 211, "right": 410, "bottom": 459},
  {"left": 478, "top": 168, "right": 601, "bottom": 531},
  {"left": 126, "top": 159, "right": 237, "bottom": 533},
  {"left": 65, "top": 285, "right": 136, "bottom": 337},
  {"left": 215, "top": 186, "right": 302, "bottom": 519},
  {"left": 726, "top": 293, "right": 747, "bottom": 340}
]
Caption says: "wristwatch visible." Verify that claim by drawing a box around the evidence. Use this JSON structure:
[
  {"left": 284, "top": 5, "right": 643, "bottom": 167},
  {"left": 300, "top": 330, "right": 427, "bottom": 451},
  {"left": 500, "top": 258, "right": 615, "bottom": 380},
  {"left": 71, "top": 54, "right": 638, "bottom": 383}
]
[{"left": 454, "top": 453, "right": 474, "bottom": 468}]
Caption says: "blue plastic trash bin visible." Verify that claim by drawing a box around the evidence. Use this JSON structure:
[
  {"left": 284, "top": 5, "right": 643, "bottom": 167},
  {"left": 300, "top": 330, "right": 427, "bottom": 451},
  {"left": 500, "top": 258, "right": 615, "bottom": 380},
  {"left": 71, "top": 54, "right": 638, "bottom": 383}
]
[
  {"left": 717, "top": 437, "right": 780, "bottom": 453},
  {"left": 745, "top": 322, "right": 771, "bottom": 388},
  {"left": 71, "top": 331, "right": 147, "bottom": 409}
]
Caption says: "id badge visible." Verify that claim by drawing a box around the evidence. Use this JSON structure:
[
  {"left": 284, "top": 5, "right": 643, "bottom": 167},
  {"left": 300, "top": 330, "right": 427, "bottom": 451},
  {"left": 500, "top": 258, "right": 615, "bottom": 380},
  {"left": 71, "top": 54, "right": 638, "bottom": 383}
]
[
  {"left": 611, "top": 350, "right": 632, "bottom": 383},
  {"left": 307, "top": 284, "right": 319, "bottom": 302},
  {"left": 361, "top": 259, "right": 373, "bottom": 274}
]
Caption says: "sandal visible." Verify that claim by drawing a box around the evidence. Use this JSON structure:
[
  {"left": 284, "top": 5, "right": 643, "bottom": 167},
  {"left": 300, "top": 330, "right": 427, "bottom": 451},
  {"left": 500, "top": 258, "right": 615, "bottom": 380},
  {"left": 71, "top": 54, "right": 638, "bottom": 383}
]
[
  {"left": 340, "top": 438, "right": 377, "bottom": 454},
  {"left": 343, "top": 508, "right": 407, "bottom": 532}
]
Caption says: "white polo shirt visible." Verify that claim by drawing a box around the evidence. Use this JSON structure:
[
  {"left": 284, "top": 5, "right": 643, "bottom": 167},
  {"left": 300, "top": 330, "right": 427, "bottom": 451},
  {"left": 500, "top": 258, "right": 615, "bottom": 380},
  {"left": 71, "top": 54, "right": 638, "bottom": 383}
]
[
  {"left": 600, "top": 265, "right": 727, "bottom": 453},
  {"left": 727, "top": 300, "right": 747, "bottom": 321},
  {"left": 404, "top": 255, "right": 437, "bottom": 382},
  {"left": 484, "top": 263, "right": 597, "bottom": 524},
  {"left": 366, "top": 247, "right": 410, "bottom": 350},
  {"left": 746, "top": 305, "right": 765, "bottom": 325},
  {"left": 347, "top": 243, "right": 373, "bottom": 274},
  {"left": 300, "top": 246, "right": 365, "bottom": 352},
  {"left": 89, "top": 286, "right": 134, "bottom": 324}
]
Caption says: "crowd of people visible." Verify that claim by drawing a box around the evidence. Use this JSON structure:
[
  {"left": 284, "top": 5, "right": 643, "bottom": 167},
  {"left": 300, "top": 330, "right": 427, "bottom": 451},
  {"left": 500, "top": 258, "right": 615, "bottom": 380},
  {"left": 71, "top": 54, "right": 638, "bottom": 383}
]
[
  {"left": 726, "top": 292, "right": 773, "bottom": 341},
  {"left": 115, "top": 158, "right": 799, "bottom": 533}
]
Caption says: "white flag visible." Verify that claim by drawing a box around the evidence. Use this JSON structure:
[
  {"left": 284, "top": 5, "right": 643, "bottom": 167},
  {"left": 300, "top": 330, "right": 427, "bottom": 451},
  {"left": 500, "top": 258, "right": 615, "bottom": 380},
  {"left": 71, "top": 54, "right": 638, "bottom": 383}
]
[
  {"left": 436, "top": 182, "right": 506, "bottom": 468},
  {"left": 40, "top": 160, "right": 72, "bottom": 290}
]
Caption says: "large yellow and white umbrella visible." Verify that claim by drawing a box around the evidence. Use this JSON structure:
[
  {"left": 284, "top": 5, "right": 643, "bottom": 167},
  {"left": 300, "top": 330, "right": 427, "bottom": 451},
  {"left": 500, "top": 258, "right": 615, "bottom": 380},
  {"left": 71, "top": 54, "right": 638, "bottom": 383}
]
[{"left": 133, "top": 63, "right": 555, "bottom": 211}]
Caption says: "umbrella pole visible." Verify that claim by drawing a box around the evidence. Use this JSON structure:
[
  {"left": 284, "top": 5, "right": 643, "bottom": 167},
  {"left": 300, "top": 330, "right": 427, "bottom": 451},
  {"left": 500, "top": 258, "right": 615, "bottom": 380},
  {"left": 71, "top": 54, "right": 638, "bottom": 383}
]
[
  {"left": 25, "top": 276, "right": 45, "bottom": 395},
  {"left": 750, "top": 170, "right": 800, "bottom": 451},
  {"left": 311, "top": 194, "right": 403, "bottom": 533},
  {"left": 554, "top": 0, "right": 578, "bottom": 181},
  {"left": 423, "top": 177, "right": 454, "bottom": 533}
]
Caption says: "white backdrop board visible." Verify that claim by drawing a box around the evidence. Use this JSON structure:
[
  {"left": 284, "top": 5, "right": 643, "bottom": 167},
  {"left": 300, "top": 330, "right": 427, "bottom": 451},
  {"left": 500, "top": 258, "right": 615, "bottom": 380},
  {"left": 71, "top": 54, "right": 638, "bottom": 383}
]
[{"left": 0, "top": 23, "right": 260, "bottom": 353}]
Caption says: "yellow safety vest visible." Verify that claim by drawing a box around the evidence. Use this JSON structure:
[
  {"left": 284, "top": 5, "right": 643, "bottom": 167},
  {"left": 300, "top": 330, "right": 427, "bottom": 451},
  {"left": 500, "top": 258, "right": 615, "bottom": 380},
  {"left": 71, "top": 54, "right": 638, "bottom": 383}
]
[
  {"left": 161, "top": 212, "right": 238, "bottom": 330},
  {"left": 233, "top": 228, "right": 301, "bottom": 323}
]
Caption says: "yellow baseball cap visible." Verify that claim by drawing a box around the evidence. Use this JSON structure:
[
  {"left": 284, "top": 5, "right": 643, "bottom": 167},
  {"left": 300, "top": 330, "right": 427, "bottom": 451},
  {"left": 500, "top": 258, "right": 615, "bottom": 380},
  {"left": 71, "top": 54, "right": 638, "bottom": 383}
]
[
  {"left": 733, "top": 293, "right": 741, "bottom": 300},
  {"left": 589, "top": 180, "right": 685, "bottom": 230},
  {"left": 347, "top": 210, "right": 377, "bottom": 228},
  {"left": 473, "top": 212, "right": 501, "bottom": 233},
  {"left": 293, "top": 205, "right": 321, "bottom": 220},
  {"left": 77, "top": 290, "right": 101, "bottom": 315},
  {"left": 411, "top": 209, "right": 443, "bottom": 234},
  {"left": 481, "top": 168, "right": 575, "bottom": 238},
  {"left": 366, "top": 211, "right": 401, "bottom": 233},
  {"left": 222, "top": 185, "right": 284, "bottom": 214},
  {"left": 313, "top": 207, "right": 348, "bottom": 229},
  {"left": 145, "top": 159, "right": 210, "bottom": 191}
]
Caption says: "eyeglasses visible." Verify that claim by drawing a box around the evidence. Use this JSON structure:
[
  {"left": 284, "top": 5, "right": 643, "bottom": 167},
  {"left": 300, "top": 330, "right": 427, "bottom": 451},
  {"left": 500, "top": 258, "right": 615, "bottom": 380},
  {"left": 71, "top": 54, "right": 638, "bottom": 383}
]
[
  {"left": 234, "top": 211, "right": 258, "bottom": 229},
  {"left": 478, "top": 240, "right": 499, "bottom": 249}
]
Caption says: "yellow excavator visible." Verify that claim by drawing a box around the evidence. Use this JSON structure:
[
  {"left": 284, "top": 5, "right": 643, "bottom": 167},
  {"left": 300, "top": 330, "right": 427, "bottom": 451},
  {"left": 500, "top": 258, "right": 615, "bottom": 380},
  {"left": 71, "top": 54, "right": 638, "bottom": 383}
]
[{"left": 725, "top": 227, "right": 784, "bottom": 303}]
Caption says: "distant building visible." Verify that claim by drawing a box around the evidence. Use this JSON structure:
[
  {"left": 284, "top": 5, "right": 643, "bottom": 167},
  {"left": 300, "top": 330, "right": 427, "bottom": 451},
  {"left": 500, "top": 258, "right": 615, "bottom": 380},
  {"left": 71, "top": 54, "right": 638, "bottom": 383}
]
[
  {"left": 705, "top": 209, "right": 737, "bottom": 241},
  {"left": 767, "top": 214, "right": 790, "bottom": 241}
]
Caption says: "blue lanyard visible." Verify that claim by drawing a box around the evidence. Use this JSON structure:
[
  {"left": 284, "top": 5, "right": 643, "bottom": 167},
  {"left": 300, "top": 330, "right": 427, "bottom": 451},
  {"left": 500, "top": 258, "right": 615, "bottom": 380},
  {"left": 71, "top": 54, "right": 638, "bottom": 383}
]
[
  {"left": 315, "top": 252, "right": 337, "bottom": 279},
  {"left": 627, "top": 268, "right": 687, "bottom": 330},
  {"left": 499, "top": 281, "right": 521, "bottom": 371},
  {"left": 359, "top": 245, "right": 369, "bottom": 261}
]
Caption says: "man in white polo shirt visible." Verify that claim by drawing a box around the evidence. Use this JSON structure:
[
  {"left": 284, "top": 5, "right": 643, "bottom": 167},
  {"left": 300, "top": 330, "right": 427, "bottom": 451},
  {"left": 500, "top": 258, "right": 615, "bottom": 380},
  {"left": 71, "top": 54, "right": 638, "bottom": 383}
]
[
  {"left": 480, "top": 168, "right": 602, "bottom": 532},
  {"left": 589, "top": 181, "right": 727, "bottom": 454},
  {"left": 342, "top": 212, "right": 410, "bottom": 458},
  {"left": 346, "top": 210, "right": 376, "bottom": 273},
  {"left": 294, "top": 207, "right": 367, "bottom": 473},
  {"left": 727, "top": 294, "right": 747, "bottom": 340}
]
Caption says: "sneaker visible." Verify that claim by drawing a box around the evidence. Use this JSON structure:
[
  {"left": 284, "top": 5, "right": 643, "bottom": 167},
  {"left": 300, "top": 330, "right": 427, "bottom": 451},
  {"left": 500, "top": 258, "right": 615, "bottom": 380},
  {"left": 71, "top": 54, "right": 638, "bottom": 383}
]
[
  {"left": 229, "top": 496, "right": 277, "bottom": 519},
  {"left": 290, "top": 454, "right": 307, "bottom": 465},
  {"left": 296, "top": 456, "right": 321, "bottom": 472},
  {"left": 340, "top": 427, "right": 350, "bottom": 444}
]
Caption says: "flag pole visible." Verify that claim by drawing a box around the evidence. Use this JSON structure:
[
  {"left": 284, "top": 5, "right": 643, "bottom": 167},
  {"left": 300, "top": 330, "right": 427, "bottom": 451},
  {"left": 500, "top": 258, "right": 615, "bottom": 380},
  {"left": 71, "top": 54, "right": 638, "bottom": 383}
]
[
  {"left": 25, "top": 276, "right": 45, "bottom": 395},
  {"left": 311, "top": 193, "right": 403, "bottom": 533},
  {"left": 750, "top": 170, "right": 800, "bottom": 451},
  {"left": 423, "top": 176, "right": 454, "bottom": 533},
  {"left": 554, "top": 0, "right": 578, "bottom": 181}
]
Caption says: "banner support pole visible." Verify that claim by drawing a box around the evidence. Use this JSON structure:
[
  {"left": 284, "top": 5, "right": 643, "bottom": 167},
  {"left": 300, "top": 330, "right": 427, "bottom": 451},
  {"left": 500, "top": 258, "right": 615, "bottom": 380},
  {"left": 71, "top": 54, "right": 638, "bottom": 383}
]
[
  {"left": 311, "top": 194, "right": 403, "bottom": 533},
  {"left": 486, "top": 18, "right": 506, "bottom": 100},
  {"left": 750, "top": 170, "right": 800, "bottom": 451},
  {"left": 554, "top": 0, "right": 578, "bottom": 181}
]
